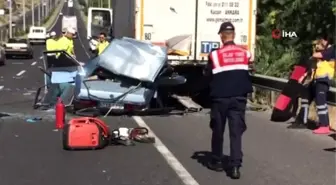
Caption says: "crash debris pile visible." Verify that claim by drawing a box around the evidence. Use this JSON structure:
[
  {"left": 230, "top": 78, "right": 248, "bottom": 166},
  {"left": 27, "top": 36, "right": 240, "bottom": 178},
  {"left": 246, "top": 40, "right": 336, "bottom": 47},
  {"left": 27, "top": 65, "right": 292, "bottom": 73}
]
[
  {"left": 74, "top": 37, "right": 168, "bottom": 114},
  {"left": 62, "top": 117, "right": 155, "bottom": 150}
]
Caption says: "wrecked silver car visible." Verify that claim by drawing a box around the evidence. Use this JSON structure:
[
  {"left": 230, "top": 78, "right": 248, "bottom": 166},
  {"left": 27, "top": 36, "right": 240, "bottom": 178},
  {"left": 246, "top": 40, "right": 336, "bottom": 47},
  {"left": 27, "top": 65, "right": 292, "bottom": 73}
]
[{"left": 34, "top": 37, "right": 187, "bottom": 115}]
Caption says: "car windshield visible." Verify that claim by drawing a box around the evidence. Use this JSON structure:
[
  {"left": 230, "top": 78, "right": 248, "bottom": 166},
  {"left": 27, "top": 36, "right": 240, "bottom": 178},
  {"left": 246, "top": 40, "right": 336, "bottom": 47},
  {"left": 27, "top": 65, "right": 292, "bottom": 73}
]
[{"left": 8, "top": 39, "right": 27, "bottom": 43}]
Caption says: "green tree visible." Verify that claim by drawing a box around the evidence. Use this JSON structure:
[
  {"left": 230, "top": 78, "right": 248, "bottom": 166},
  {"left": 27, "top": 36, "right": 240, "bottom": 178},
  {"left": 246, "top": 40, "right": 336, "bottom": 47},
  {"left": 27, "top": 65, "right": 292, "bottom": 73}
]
[{"left": 256, "top": 0, "right": 335, "bottom": 78}]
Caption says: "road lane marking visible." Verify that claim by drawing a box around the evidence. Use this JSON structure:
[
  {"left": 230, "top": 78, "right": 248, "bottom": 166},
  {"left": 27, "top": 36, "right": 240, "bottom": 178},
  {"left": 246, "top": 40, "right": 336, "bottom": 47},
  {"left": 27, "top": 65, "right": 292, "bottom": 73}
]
[
  {"left": 39, "top": 56, "right": 43, "bottom": 59},
  {"left": 31, "top": 61, "right": 37, "bottom": 66},
  {"left": 0, "top": 86, "right": 3, "bottom": 90},
  {"left": 16, "top": 70, "right": 26, "bottom": 76},
  {"left": 132, "top": 116, "right": 200, "bottom": 185}
]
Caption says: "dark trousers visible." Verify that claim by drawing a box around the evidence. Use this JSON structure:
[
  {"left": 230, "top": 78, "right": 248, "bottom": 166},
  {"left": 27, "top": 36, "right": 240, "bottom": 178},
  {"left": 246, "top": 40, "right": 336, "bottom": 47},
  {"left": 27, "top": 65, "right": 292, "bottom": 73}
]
[
  {"left": 299, "top": 82, "right": 329, "bottom": 126},
  {"left": 315, "top": 82, "right": 329, "bottom": 126},
  {"left": 210, "top": 96, "right": 247, "bottom": 167},
  {"left": 299, "top": 83, "right": 315, "bottom": 124}
]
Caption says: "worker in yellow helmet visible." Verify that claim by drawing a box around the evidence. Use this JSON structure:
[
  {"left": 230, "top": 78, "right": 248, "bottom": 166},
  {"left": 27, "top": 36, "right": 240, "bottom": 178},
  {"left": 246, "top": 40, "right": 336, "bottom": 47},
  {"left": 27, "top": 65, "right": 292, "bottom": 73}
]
[
  {"left": 57, "top": 27, "right": 75, "bottom": 57},
  {"left": 97, "top": 32, "right": 109, "bottom": 55},
  {"left": 46, "top": 31, "right": 57, "bottom": 51}
]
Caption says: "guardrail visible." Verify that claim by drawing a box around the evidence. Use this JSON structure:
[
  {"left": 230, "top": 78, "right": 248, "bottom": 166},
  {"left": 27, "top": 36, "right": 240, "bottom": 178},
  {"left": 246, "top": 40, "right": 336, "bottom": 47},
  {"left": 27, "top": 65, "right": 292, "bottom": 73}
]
[{"left": 251, "top": 74, "right": 336, "bottom": 105}]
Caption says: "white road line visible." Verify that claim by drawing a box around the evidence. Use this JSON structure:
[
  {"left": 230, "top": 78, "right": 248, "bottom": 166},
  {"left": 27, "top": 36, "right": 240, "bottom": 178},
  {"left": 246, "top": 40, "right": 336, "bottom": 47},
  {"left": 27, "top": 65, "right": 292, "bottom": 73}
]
[
  {"left": 16, "top": 70, "right": 26, "bottom": 76},
  {"left": 132, "top": 116, "right": 200, "bottom": 185},
  {"left": 0, "top": 86, "right": 4, "bottom": 90},
  {"left": 39, "top": 56, "right": 43, "bottom": 59},
  {"left": 31, "top": 61, "right": 37, "bottom": 66}
]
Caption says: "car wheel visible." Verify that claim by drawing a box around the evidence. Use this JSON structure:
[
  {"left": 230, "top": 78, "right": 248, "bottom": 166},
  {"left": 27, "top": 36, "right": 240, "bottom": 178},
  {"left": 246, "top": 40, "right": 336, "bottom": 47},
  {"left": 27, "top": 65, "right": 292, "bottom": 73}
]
[{"left": 5, "top": 55, "right": 11, "bottom": 59}]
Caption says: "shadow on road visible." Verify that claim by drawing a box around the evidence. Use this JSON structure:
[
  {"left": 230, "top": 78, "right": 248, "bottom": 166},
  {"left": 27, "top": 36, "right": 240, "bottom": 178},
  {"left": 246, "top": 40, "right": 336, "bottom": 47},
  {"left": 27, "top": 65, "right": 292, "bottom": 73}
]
[
  {"left": 191, "top": 151, "right": 230, "bottom": 172},
  {"left": 323, "top": 148, "right": 336, "bottom": 152}
]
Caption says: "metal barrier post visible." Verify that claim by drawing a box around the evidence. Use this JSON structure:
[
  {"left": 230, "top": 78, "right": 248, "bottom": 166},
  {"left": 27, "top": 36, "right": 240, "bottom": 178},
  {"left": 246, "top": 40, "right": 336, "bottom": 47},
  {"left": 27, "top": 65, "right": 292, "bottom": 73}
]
[{"left": 270, "top": 91, "right": 276, "bottom": 106}]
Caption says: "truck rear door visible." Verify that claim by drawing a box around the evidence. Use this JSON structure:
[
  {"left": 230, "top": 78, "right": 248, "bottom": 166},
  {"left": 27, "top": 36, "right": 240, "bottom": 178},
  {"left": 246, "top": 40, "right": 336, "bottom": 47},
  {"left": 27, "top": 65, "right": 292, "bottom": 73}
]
[
  {"left": 135, "top": 0, "right": 197, "bottom": 62},
  {"left": 195, "top": 0, "right": 257, "bottom": 61}
]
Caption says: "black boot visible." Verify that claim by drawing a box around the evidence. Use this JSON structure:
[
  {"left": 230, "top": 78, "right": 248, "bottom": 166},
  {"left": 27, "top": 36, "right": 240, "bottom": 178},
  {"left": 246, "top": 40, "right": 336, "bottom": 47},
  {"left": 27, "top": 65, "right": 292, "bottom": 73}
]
[
  {"left": 229, "top": 166, "right": 241, "bottom": 179},
  {"left": 207, "top": 158, "right": 224, "bottom": 172}
]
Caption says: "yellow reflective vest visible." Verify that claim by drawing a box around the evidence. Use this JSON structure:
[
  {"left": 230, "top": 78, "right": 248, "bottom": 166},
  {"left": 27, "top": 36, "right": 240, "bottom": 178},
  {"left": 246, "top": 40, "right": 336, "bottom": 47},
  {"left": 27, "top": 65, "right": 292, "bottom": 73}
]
[
  {"left": 46, "top": 38, "right": 57, "bottom": 51},
  {"left": 97, "top": 41, "right": 109, "bottom": 55},
  {"left": 314, "top": 60, "right": 335, "bottom": 81},
  {"left": 57, "top": 36, "right": 74, "bottom": 56}
]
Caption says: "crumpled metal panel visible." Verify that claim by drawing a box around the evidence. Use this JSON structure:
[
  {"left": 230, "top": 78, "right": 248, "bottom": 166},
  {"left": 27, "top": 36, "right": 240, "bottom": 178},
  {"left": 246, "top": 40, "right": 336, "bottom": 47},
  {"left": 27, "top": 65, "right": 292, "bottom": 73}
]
[{"left": 91, "top": 37, "right": 167, "bottom": 82}]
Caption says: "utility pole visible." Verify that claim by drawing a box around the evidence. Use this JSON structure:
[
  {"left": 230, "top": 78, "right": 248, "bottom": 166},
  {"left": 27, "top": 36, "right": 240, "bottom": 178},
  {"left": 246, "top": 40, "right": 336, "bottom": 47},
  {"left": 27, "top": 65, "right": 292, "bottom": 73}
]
[
  {"left": 9, "top": 0, "right": 12, "bottom": 38},
  {"left": 108, "top": 0, "right": 111, "bottom": 8},
  {"left": 32, "top": 0, "right": 35, "bottom": 26},
  {"left": 38, "top": 0, "right": 40, "bottom": 26},
  {"left": 23, "top": 0, "right": 26, "bottom": 31},
  {"left": 42, "top": 0, "right": 44, "bottom": 21}
]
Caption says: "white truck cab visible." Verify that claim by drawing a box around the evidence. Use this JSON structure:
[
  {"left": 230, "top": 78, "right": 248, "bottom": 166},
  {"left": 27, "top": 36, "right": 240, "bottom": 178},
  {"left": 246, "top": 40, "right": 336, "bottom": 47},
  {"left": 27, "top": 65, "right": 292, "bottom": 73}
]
[{"left": 28, "top": 26, "right": 47, "bottom": 44}]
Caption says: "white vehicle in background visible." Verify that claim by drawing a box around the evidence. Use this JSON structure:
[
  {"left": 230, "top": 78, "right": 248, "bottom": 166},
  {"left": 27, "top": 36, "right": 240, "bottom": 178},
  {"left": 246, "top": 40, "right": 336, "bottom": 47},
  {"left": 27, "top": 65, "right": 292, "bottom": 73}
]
[
  {"left": 4, "top": 38, "right": 33, "bottom": 59},
  {"left": 27, "top": 26, "right": 47, "bottom": 44},
  {"left": 68, "top": 0, "right": 73, "bottom": 7},
  {"left": 87, "top": 7, "right": 113, "bottom": 52},
  {"left": 62, "top": 16, "right": 77, "bottom": 37},
  {"left": 87, "top": 7, "right": 113, "bottom": 40}
]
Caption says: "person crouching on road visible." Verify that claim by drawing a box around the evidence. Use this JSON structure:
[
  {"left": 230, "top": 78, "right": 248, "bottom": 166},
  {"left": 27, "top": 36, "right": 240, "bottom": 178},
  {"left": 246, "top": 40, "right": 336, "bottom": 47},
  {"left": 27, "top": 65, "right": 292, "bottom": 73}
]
[
  {"left": 310, "top": 35, "right": 335, "bottom": 134},
  {"left": 57, "top": 28, "right": 75, "bottom": 57},
  {"left": 97, "top": 32, "right": 109, "bottom": 55},
  {"left": 203, "top": 22, "right": 253, "bottom": 179}
]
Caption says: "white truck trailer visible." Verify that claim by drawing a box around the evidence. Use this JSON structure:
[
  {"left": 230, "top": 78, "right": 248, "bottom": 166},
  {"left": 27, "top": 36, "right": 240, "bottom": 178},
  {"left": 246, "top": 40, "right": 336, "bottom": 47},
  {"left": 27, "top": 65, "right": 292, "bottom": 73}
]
[{"left": 110, "top": 0, "right": 257, "bottom": 64}]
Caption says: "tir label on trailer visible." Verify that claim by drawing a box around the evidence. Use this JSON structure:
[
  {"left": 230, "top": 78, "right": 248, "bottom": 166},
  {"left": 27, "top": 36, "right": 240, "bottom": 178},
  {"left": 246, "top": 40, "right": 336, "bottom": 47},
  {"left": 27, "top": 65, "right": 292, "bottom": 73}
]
[{"left": 200, "top": 41, "right": 220, "bottom": 54}]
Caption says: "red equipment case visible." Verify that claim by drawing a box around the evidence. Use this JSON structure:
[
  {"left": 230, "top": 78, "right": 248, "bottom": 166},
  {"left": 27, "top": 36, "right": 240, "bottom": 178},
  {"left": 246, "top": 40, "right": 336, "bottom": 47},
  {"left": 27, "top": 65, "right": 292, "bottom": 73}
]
[{"left": 62, "top": 117, "right": 110, "bottom": 150}]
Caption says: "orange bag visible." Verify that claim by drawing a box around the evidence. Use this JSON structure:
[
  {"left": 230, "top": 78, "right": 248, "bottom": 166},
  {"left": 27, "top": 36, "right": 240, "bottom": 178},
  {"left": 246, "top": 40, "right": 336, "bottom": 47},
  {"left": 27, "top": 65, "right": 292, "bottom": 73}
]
[{"left": 62, "top": 117, "right": 110, "bottom": 150}]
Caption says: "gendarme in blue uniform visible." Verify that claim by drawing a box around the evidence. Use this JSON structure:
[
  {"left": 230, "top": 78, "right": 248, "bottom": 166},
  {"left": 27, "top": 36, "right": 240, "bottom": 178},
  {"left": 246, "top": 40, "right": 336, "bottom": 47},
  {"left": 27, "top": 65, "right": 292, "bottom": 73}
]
[
  {"left": 205, "top": 41, "right": 253, "bottom": 98},
  {"left": 204, "top": 21, "right": 253, "bottom": 179}
]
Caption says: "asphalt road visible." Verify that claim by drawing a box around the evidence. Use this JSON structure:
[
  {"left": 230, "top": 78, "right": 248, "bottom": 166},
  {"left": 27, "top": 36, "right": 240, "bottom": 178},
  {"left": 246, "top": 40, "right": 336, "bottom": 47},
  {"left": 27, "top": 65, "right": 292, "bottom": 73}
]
[{"left": 0, "top": 4, "right": 335, "bottom": 185}]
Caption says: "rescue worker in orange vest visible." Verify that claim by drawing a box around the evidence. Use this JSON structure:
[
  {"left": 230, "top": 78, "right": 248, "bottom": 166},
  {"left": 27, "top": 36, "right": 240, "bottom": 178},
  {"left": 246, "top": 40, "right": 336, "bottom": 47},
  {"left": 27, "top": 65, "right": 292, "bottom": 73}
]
[{"left": 203, "top": 22, "right": 253, "bottom": 179}]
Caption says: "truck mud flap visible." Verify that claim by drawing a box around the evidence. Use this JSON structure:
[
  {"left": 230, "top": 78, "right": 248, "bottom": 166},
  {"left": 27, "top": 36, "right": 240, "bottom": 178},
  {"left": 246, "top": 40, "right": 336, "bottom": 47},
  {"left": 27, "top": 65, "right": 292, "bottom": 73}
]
[{"left": 171, "top": 94, "right": 202, "bottom": 113}]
